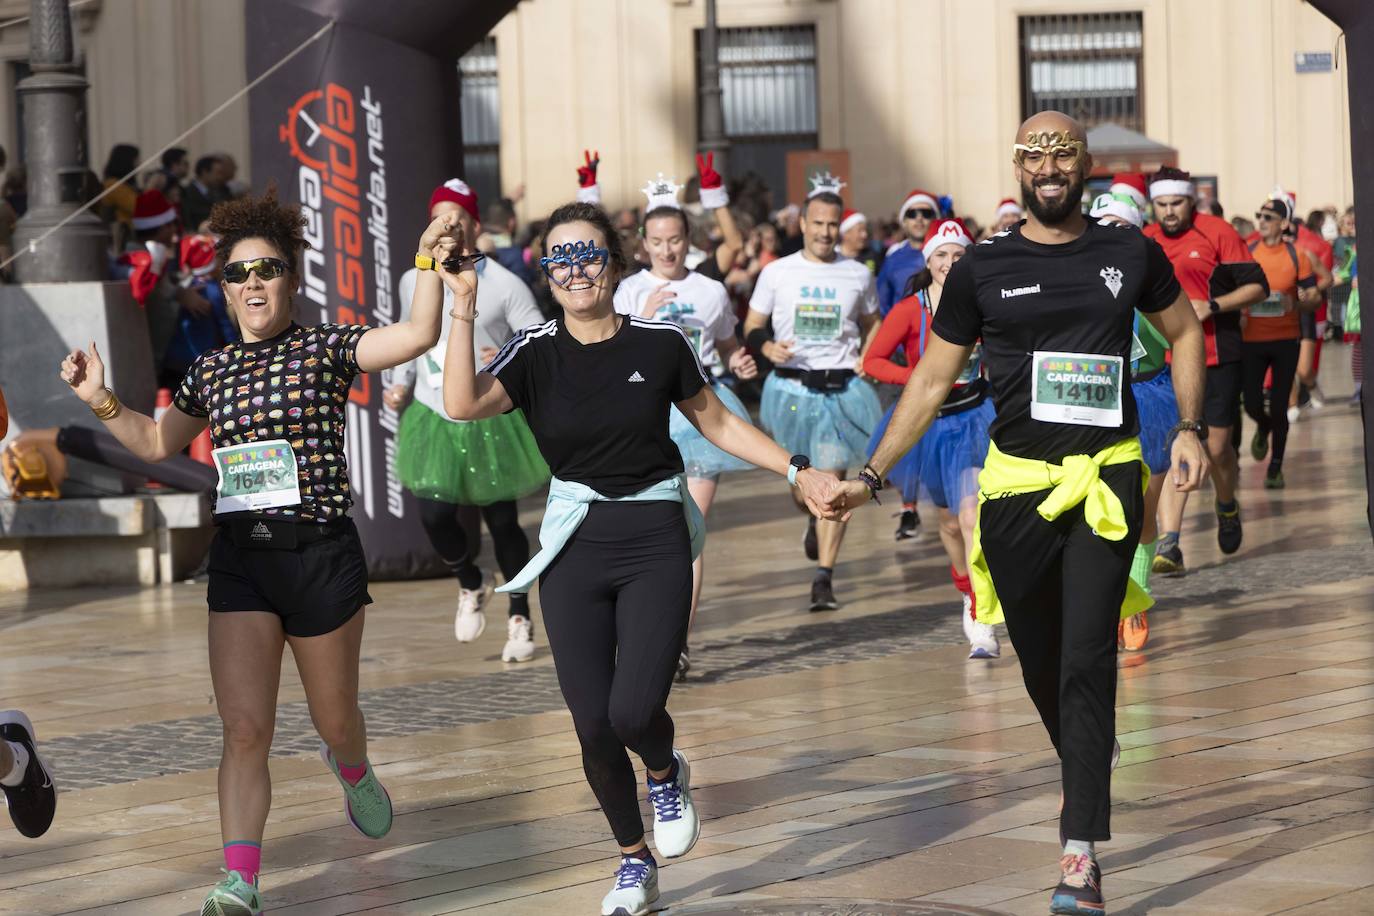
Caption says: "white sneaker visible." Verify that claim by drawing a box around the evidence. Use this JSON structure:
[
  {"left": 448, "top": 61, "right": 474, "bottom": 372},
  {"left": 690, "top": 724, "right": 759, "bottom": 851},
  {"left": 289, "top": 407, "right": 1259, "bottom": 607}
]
[
  {"left": 501, "top": 615, "right": 536, "bottom": 662},
  {"left": 453, "top": 581, "right": 492, "bottom": 643},
  {"left": 648, "top": 748, "right": 699, "bottom": 858},
  {"left": 1287, "top": 405, "right": 1301, "bottom": 424},
  {"left": 960, "top": 593, "right": 976, "bottom": 643},
  {"left": 1309, "top": 385, "right": 1325, "bottom": 409},
  {"left": 600, "top": 855, "right": 659, "bottom": 916},
  {"left": 960, "top": 594, "right": 1000, "bottom": 659}
]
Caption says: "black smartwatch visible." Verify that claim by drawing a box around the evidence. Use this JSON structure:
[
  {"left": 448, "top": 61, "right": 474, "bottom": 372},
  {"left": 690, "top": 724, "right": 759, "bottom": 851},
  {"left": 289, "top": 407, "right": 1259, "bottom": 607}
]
[
  {"left": 787, "top": 454, "right": 811, "bottom": 486},
  {"left": 1208, "top": 298, "right": 1221, "bottom": 315}
]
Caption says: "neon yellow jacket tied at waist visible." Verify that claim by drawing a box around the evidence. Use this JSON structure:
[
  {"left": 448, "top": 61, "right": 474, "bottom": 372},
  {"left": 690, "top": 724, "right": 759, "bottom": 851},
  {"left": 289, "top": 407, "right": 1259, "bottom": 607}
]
[
  {"left": 498, "top": 474, "right": 706, "bottom": 594},
  {"left": 970, "top": 438, "right": 1151, "bottom": 625}
]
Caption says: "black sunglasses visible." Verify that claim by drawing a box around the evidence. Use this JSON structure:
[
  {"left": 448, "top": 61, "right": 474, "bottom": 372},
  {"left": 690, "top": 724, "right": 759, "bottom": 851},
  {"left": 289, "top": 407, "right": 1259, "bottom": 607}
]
[
  {"left": 1255, "top": 212, "right": 1280, "bottom": 222},
  {"left": 223, "top": 257, "right": 289, "bottom": 284},
  {"left": 904, "top": 207, "right": 937, "bottom": 221},
  {"left": 442, "top": 252, "right": 487, "bottom": 273}
]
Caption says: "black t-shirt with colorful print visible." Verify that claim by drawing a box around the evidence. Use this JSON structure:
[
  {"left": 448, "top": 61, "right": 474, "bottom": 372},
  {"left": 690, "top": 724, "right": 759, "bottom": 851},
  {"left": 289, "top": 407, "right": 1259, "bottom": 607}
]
[{"left": 174, "top": 322, "right": 370, "bottom": 523}]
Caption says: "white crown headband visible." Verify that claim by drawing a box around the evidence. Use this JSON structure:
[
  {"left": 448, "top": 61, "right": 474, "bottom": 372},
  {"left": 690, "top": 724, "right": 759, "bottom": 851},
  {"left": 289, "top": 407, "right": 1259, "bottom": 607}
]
[
  {"left": 641, "top": 173, "right": 683, "bottom": 211},
  {"left": 807, "top": 171, "right": 847, "bottom": 198}
]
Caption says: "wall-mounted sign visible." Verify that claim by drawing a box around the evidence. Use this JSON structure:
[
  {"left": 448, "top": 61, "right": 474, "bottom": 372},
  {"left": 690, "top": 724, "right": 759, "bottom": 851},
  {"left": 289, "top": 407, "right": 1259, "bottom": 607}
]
[{"left": 1295, "top": 51, "right": 1334, "bottom": 73}]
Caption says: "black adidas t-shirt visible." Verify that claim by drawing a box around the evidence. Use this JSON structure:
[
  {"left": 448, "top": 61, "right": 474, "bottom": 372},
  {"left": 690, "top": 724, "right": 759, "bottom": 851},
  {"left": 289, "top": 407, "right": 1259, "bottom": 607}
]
[
  {"left": 932, "top": 221, "right": 1181, "bottom": 463},
  {"left": 484, "top": 316, "right": 710, "bottom": 496}
]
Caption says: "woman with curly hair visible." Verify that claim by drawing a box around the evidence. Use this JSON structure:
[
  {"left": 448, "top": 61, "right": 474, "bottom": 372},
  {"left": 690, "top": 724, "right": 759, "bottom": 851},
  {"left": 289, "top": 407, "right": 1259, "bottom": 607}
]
[{"left": 58, "top": 188, "right": 454, "bottom": 916}]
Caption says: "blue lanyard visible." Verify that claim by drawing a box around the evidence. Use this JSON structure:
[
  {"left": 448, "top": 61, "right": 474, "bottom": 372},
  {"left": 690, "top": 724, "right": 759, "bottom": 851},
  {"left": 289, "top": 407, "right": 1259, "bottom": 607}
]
[{"left": 917, "top": 290, "right": 929, "bottom": 359}]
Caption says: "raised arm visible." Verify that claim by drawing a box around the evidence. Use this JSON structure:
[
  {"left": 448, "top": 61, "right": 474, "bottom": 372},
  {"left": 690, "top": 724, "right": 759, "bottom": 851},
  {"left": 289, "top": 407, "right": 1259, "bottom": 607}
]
[
  {"left": 440, "top": 229, "right": 516, "bottom": 420},
  {"left": 353, "top": 214, "right": 456, "bottom": 372}
]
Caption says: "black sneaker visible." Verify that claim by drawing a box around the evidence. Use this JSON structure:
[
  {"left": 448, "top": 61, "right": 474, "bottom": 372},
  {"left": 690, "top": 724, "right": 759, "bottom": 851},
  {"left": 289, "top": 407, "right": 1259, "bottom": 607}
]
[
  {"left": 1216, "top": 501, "right": 1243, "bottom": 555},
  {"left": 1050, "top": 853, "right": 1104, "bottom": 914},
  {"left": 803, "top": 517, "right": 819, "bottom": 562},
  {"left": 894, "top": 508, "right": 921, "bottom": 541},
  {"left": 1264, "top": 466, "right": 1285, "bottom": 489},
  {"left": 1152, "top": 540, "right": 1186, "bottom": 577},
  {"left": 1249, "top": 424, "right": 1269, "bottom": 462},
  {"left": 809, "top": 578, "right": 839, "bottom": 612},
  {"left": 675, "top": 647, "right": 691, "bottom": 682},
  {"left": 0, "top": 710, "right": 56, "bottom": 838}
]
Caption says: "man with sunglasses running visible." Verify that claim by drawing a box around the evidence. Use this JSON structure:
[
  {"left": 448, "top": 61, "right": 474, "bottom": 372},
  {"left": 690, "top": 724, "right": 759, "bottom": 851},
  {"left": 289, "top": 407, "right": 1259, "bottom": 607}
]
[
  {"left": 1145, "top": 168, "right": 1268, "bottom": 575},
  {"left": 826, "top": 112, "right": 1209, "bottom": 915},
  {"left": 877, "top": 189, "right": 940, "bottom": 317}
]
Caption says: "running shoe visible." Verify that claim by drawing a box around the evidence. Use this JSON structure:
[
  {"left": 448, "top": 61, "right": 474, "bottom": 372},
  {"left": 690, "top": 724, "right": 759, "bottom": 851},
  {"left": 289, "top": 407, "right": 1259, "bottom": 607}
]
[
  {"left": 675, "top": 647, "right": 691, "bottom": 683},
  {"left": 1309, "top": 384, "right": 1326, "bottom": 409},
  {"left": 601, "top": 855, "right": 659, "bottom": 916},
  {"left": 201, "top": 869, "right": 263, "bottom": 916},
  {"left": 1050, "top": 853, "right": 1104, "bottom": 915},
  {"left": 1152, "top": 540, "right": 1186, "bottom": 577},
  {"left": 0, "top": 710, "right": 56, "bottom": 838},
  {"left": 1120, "top": 611, "right": 1148, "bottom": 651},
  {"left": 1216, "top": 501, "right": 1243, "bottom": 555},
  {"left": 1287, "top": 404, "right": 1301, "bottom": 425},
  {"left": 803, "top": 517, "right": 819, "bottom": 561},
  {"left": 1249, "top": 424, "right": 1269, "bottom": 462},
  {"left": 648, "top": 748, "right": 699, "bottom": 858},
  {"left": 454, "top": 580, "right": 492, "bottom": 643},
  {"left": 961, "top": 595, "right": 1000, "bottom": 659},
  {"left": 809, "top": 577, "right": 839, "bottom": 612},
  {"left": 501, "top": 614, "right": 536, "bottom": 662},
  {"left": 1264, "top": 467, "right": 1285, "bottom": 490},
  {"left": 319, "top": 742, "right": 393, "bottom": 839},
  {"left": 894, "top": 508, "right": 921, "bottom": 541}
]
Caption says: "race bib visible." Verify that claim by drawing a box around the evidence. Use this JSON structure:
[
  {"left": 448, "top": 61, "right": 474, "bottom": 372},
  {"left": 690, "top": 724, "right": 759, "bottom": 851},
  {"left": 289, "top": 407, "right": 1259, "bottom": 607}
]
[
  {"left": 794, "top": 302, "right": 843, "bottom": 343},
  {"left": 957, "top": 344, "right": 984, "bottom": 385},
  {"left": 1249, "top": 292, "right": 1287, "bottom": 318},
  {"left": 1031, "top": 351, "right": 1124, "bottom": 428},
  {"left": 212, "top": 439, "right": 302, "bottom": 513}
]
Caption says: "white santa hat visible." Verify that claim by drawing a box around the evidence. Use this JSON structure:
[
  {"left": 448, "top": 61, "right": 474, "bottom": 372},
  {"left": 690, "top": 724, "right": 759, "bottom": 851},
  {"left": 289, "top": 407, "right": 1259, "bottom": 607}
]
[
  {"left": 995, "top": 198, "right": 1023, "bottom": 220},
  {"left": 900, "top": 188, "right": 939, "bottom": 217},
  {"left": 1089, "top": 192, "right": 1144, "bottom": 229},
  {"left": 921, "top": 218, "right": 974, "bottom": 262},
  {"left": 840, "top": 209, "right": 866, "bottom": 235}
]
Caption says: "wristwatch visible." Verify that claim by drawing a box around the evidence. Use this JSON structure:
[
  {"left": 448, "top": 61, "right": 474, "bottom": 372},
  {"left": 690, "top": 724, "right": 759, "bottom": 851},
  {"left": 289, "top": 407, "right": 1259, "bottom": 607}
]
[
  {"left": 415, "top": 252, "right": 438, "bottom": 271},
  {"left": 787, "top": 454, "right": 811, "bottom": 486},
  {"left": 1171, "top": 418, "right": 1208, "bottom": 440},
  {"left": 1208, "top": 298, "right": 1221, "bottom": 315}
]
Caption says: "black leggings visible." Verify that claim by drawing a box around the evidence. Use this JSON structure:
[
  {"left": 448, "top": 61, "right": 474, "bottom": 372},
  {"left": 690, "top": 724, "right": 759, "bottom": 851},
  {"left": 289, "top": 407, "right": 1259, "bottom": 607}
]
[
  {"left": 1241, "top": 338, "right": 1300, "bottom": 468},
  {"left": 414, "top": 496, "right": 531, "bottom": 613},
  {"left": 540, "top": 500, "right": 692, "bottom": 847},
  {"left": 978, "top": 463, "right": 1143, "bottom": 842}
]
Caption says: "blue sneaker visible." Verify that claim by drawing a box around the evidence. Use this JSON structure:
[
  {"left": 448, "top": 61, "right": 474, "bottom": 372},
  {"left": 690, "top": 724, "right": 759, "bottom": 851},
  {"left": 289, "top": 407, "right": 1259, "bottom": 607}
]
[{"left": 648, "top": 748, "right": 699, "bottom": 858}]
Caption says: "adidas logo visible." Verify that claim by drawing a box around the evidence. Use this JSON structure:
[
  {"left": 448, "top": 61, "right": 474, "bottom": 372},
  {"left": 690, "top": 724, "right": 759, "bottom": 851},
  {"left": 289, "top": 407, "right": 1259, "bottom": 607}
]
[
  {"left": 250, "top": 521, "right": 273, "bottom": 543},
  {"left": 627, "top": 371, "right": 646, "bottom": 383}
]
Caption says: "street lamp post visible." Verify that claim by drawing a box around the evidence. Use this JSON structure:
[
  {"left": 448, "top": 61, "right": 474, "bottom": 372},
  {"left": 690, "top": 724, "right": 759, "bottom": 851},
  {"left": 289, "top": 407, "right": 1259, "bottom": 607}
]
[
  {"left": 698, "top": 0, "right": 730, "bottom": 176},
  {"left": 12, "top": 0, "right": 108, "bottom": 283}
]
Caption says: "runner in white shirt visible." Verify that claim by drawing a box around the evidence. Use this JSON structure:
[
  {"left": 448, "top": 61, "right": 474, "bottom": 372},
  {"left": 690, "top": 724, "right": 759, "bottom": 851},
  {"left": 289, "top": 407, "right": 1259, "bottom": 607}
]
[
  {"left": 385, "top": 180, "right": 549, "bottom": 663},
  {"left": 743, "top": 177, "right": 883, "bottom": 611},
  {"left": 614, "top": 171, "right": 758, "bottom": 680}
]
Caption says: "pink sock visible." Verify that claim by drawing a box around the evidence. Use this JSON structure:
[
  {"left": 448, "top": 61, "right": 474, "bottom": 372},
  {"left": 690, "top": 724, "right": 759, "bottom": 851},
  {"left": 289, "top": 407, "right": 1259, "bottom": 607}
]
[
  {"left": 223, "top": 841, "right": 261, "bottom": 885},
  {"left": 338, "top": 759, "right": 368, "bottom": 786}
]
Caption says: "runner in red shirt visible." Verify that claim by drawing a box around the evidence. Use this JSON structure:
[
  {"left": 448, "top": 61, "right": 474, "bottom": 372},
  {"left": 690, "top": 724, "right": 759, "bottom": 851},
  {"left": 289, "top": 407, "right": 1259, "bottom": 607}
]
[{"left": 1144, "top": 168, "right": 1268, "bottom": 575}]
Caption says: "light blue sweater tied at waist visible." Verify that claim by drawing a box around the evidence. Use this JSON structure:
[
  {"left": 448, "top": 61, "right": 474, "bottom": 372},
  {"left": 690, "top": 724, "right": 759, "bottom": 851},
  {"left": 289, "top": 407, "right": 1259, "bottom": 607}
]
[{"left": 497, "top": 475, "right": 706, "bottom": 594}]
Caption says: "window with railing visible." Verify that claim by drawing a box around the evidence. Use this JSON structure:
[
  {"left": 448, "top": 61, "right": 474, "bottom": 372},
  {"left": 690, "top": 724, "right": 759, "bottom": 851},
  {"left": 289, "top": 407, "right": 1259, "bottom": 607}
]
[
  {"left": 458, "top": 37, "right": 500, "bottom": 207},
  {"left": 1019, "top": 12, "right": 1144, "bottom": 131},
  {"left": 696, "top": 25, "right": 818, "bottom": 209}
]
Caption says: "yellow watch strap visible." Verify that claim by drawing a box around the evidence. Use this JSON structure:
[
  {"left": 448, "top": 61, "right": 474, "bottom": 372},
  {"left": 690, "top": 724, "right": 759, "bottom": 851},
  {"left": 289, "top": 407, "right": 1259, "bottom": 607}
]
[{"left": 415, "top": 252, "right": 437, "bottom": 271}]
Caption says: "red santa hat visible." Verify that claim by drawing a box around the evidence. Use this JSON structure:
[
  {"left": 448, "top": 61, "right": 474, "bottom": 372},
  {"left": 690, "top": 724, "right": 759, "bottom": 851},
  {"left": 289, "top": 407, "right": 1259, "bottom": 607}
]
[
  {"left": 995, "top": 198, "right": 1023, "bottom": 220},
  {"left": 1109, "top": 173, "right": 1149, "bottom": 211},
  {"left": 179, "top": 234, "right": 217, "bottom": 280},
  {"left": 922, "top": 218, "right": 974, "bottom": 262},
  {"left": 132, "top": 190, "right": 177, "bottom": 232},
  {"left": 428, "top": 178, "right": 480, "bottom": 222},
  {"left": 900, "top": 188, "right": 939, "bottom": 217},
  {"left": 840, "top": 209, "right": 867, "bottom": 235}
]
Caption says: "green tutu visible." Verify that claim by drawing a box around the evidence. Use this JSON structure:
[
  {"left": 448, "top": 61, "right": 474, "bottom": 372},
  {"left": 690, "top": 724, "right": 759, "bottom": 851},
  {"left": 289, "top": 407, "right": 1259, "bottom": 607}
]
[{"left": 396, "top": 401, "right": 549, "bottom": 505}]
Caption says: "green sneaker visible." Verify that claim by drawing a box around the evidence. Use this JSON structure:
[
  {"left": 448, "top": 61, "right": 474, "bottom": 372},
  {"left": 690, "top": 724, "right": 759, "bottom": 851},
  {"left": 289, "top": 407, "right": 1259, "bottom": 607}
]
[
  {"left": 1249, "top": 424, "right": 1269, "bottom": 462},
  {"left": 201, "top": 869, "right": 262, "bottom": 916},
  {"left": 1265, "top": 467, "right": 1285, "bottom": 489},
  {"left": 320, "top": 741, "right": 393, "bottom": 839}
]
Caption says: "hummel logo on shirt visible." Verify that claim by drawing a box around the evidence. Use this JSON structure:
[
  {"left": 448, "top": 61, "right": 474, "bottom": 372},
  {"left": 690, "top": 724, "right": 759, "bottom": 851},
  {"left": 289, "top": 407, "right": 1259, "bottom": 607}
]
[
  {"left": 1000, "top": 283, "right": 1042, "bottom": 299},
  {"left": 628, "top": 371, "right": 646, "bottom": 383},
  {"left": 1189, "top": 250, "right": 1201, "bottom": 258}
]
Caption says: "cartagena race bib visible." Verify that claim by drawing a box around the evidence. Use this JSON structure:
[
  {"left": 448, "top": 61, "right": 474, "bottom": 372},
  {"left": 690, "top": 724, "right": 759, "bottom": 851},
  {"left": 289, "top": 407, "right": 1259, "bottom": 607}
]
[
  {"left": 1031, "top": 351, "right": 1124, "bottom": 428},
  {"left": 794, "top": 302, "right": 843, "bottom": 343},
  {"left": 212, "top": 439, "right": 302, "bottom": 513},
  {"left": 1249, "top": 292, "right": 1287, "bottom": 318}
]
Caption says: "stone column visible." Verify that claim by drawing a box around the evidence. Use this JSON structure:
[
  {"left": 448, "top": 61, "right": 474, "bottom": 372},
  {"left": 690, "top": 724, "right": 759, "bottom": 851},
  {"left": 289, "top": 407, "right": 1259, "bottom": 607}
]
[
  {"left": 697, "top": 0, "right": 731, "bottom": 175},
  {"left": 11, "top": 0, "right": 109, "bottom": 283}
]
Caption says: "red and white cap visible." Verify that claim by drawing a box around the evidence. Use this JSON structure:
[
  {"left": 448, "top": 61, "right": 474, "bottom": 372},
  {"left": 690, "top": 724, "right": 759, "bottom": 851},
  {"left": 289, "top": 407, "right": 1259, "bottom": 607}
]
[
  {"left": 1109, "top": 173, "right": 1149, "bottom": 211},
  {"left": 840, "top": 209, "right": 867, "bottom": 234},
  {"left": 179, "top": 234, "right": 217, "bottom": 279},
  {"left": 429, "top": 178, "right": 480, "bottom": 222},
  {"left": 922, "top": 218, "right": 974, "bottom": 262},
  {"left": 995, "top": 198, "right": 1023, "bottom": 220},
  {"left": 132, "top": 189, "right": 177, "bottom": 231},
  {"left": 1270, "top": 185, "right": 1297, "bottom": 218},
  {"left": 900, "top": 188, "right": 939, "bottom": 217}
]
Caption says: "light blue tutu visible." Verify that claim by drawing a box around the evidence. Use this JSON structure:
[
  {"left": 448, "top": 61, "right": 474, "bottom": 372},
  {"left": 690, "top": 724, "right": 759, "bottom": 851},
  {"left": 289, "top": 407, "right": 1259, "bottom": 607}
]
[
  {"left": 910, "top": 398, "right": 995, "bottom": 509},
  {"left": 868, "top": 403, "right": 922, "bottom": 503},
  {"left": 760, "top": 373, "right": 882, "bottom": 471},
  {"left": 1133, "top": 367, "right": 1178, "bottom": 475},
  {"left": 671, "top": 380, "right": 755, "bottom": 479}
]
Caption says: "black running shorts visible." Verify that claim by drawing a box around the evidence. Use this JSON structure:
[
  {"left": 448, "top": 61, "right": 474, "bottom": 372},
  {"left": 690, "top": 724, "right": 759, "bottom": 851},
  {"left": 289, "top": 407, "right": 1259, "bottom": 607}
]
[
  {"left": 207, "top": 518, "right": 372, "bottom": 637},
  {"left": 1203, "top": 361, "right": 1243, "bottom": 429}
]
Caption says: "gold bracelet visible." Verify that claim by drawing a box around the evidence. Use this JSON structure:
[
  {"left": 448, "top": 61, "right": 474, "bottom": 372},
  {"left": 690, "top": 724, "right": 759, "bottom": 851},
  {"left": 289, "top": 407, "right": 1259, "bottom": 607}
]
[
  {"left": 449, "top": 309, "right": 479, "bottom": 322},
  {"left": 90, "top": 389, "right": 122, "bottom": 421}
]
